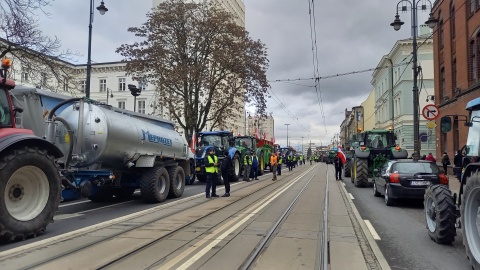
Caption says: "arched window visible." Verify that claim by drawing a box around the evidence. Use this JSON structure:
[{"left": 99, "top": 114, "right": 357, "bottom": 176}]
[
  {"left": 450, "top": 3, "right": 455, "bottom": 39},
  {"left": 440, "top": 67, "right": 446, "bottom": 100},
  {"left": 470, "top": 40, "right": 477, "bottom": 82},
  {"left": 452, "top": 58, "right": 457, "bottom": 91},
  {"left": 439, "top": 15, "right": 444, "bottom": 48},
  {"left": 471, "top": 0, "right": 476, "bottom": 15}
]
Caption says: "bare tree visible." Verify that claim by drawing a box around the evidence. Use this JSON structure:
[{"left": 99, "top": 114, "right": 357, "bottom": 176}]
[
  {"left": 116, "top": 0, "right": 270, "bottom": 142},
  {"left": 0, "top": 0, "right": 78, "bottom": 93}
]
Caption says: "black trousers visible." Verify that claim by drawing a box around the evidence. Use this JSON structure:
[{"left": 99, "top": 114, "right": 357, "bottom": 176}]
[
  {"left": 335, "top": 166, "right": 342, "bottom": 179},
  {"left": 222, "top": 173, "right": 231, "bottom": 194},
  {"left": 206, "top": 173, "right": 218, "bottom": 196}
]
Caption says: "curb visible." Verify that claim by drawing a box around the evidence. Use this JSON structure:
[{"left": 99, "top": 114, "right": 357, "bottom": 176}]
[{"left": 338, "top": 182, "right": 391, "bottom": 270}]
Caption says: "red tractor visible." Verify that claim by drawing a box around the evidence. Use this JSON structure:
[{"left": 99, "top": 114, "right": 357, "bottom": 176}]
[{"left": 0, "top": 59, "right": 63, "bottom": 241}]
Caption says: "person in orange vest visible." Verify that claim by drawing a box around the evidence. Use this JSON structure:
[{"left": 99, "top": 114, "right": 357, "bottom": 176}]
[{"left": 270, "top": 152, "right": 278, "bottom": 181}]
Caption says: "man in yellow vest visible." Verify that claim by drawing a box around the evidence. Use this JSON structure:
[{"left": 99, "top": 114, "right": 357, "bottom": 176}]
[
  {"left": 204, "top": 148, "right": 219, "bottom": 198},
  {"left": 277, "top": 153, "right": 283, "bottom": 176},
  {"left": 243, "top": 151, "right": 253, "bottom": 182}
]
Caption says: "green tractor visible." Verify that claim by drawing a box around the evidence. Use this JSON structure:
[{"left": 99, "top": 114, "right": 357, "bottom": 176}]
[
  {"left": 233, "top": 136, "right": 274, "bottom": 177},
  {"left": 350, "top": 130, "right": 408, "bottom": 187},
  {"left": 344, "top": 149, "right": 354, "bottom": 177}
]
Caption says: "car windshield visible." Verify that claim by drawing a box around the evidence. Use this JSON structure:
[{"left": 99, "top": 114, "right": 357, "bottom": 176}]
[
  {"left": 0, "top": 90, "right": 12, "bottom": 127},
  {"left": 235, "top": 138, "right": 253, "bottom": 148},
  {"left": 365, "top": 132, "right": 395, "bottom": 148},
  {"left": 392, "top": 162, "right": 440, "bottom": 174},
  {"left": 465, "top": 110, "right": 480, "bottom": 157},
  {"left": 199, "top": 135, "right": 223, "bottom": 147}
]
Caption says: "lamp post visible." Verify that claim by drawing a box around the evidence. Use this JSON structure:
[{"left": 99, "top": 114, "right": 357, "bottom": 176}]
[
  {"left": 390, "top": 0, "right": 437, "bottom": 161},
  {"left": 106, "top": 88, "right": 113, "bottom": 105},
  {"left": 285, "top": 123, "right": 290, "bottom": 147},
  {"left": 85, "top": 1, "right": 108, "bottom": 99},
  {"left": 128, "top": 84, "right": 141, "bottom": 112},
  {"left": 301, "top": 136, "right": 304, "bottom": 154}
]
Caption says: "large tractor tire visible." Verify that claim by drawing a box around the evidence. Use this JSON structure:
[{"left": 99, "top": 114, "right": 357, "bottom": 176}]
[
  {"left": 232, "top": 153, "right": 241, "bottom": 182},
  {"left": 140, "top": 167, "right": 170, "bottom": 203},
  {"left": 0, "top": 146, "right": 61, "bottom": 241},
  {"left": 258, "top": 152, "right": 265, "bottom": 176},
  {"left": 88, "top": 187, "right": 114, "bottom": 202},
  {"left": 186, "top": 160, "right": 196, "bottom": 185},
  {"left": 424, "top": 184, "right": 456, "bottom": 244},
  {"left": 461, "top": 172, "right": 480, "bottom": 268},
  {"left": 354, "top": 158, "right": 369, "bottom": 187},
  {"left": 168, "top": 166, "right": 185, "bottom": 198},
  {"left": 344, "top": 161, "right": 351, "bottom": 177}
]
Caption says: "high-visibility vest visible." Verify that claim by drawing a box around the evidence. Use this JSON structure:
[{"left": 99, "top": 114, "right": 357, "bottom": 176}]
[
  {"left": 288, "top": 155, "right": 293, "bottom": 161},
  {"left": 244, "top": 155, "right": 252, "bottom": 165},
  {"left": 278, "top": 156, "right": 283, "bottom": 164},
  {"left": 206, "top": 155, "right": 218, "bottom": 173}
]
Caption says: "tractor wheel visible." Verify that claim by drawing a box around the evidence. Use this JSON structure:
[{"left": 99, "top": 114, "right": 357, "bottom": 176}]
[
  {"left": 462, "top": 172, "right": 480, "bottom": 268},
  {"left": 351, "top": 160, "right": 355, "bottom": 183},
  {"left": 355, "top": 158, "right": 369, "bottom": 187},
  {"left": 424, "top": 184, "right": 456, "bottom": 244},
  {"left": 113, "top": 187, "right": 136, "bottom": 200},
  {"left": 168, "top": 166, "right": 185, "bottom": 198},
  {"left": 186, "top": 160, "right": 196, "bottom": 185},
  {"left": 258, "top": 152, "right": 265, "bottom": 176},
  {"left": 140, "top": 167, "right": 170, "bottom": 203},
  {"left": 232, "top": 153, "right": 241, "bottom": 182},
  {"left": 0, "top": 146, "right": 61, "bottom": 241},
  {"left": 344, "top": 161, "right": 351, "bottom": 177}
]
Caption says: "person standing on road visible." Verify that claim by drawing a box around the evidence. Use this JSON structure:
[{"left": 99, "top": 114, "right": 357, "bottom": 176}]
[
  {"left": 270, "top": 152, "right": 278, "bottom": 181},
  {"left": 454, "top": 150, "right": 463, "bottom": 180},
  {"left": 310, "top": 155, "right": 314, "bottom": 165},
  {"left": 333, "top": 155, "right": 343, "bottom": 180},
  {"left": 243, "top": 151, "right": 253, "bottom": 182},
  {"left": 287, "top": 154, "right": 293, "bottom": 171},
  {"left": 221, "top": 151, "right": 233, "bottom": 197},
  {"left": 251, "top": 152, "right": 259, "bottom": 180},
  {"left": 426, "top": 153, "right": 436, "bottom": 163},
  {"left": 441, "top": 152, "right": 451, "bottom": 174},
  {"left": 277, "top": 153, "right": 283, "bottom": 176},
  {"left": 204, "top": 148, "right": 219, "bottom": 198}
]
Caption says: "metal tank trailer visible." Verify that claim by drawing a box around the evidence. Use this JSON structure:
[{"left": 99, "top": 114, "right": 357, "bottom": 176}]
[{"left": 12, "top": 86, "right": 192, "bottom": 203}]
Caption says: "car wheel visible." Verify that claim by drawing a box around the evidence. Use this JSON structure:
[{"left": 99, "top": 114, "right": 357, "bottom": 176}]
[
  {"left": 373, "top": 182, "right": 381, "bottom": 197},
  {"left": 384, "top": 185, "right": 395, "bottom": 206}
]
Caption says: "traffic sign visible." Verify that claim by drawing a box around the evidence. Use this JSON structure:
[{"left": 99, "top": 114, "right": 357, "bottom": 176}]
[
  {"left": 426, "top": 121, "right": 437, "bottom": 129},
  {"left": 422, "top": 104, "right": 440, "bottom": 120}
]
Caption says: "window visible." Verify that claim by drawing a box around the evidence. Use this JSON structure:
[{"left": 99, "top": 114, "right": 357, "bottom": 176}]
[
  {"left": 138, "top": 100, "right": 146, "bottom": 114},
  {"left": 452, "top": 59, "right": 457, "bottom": 91},
  {"left": 118, "top": 101, "right": 126, "bottom": 109},
  {"left": 439, "top": 19, "right": 444, "bottom": 48},
  {"left": 440, "top": 67, "right": 446, "bottom": 99},
  {"left": 80, "top": 80, "right": 86, "bottom": 93},
  {"left": 450, "top": 4, "right": 455, "bottom": 39},
  {"left": 118, "top": 78, "right": 126, "bottom": 91},
  {"left": 471, "top": 41, "right": 477, "bottom": 81},
  {"left": 21, "top": 68, "right": 29, "bottom": 83},
  {"left": 99, "top": 79, "right": 107, "bottom": 92},
  {"left": 63, "top": 76, "right": 68, "bottom": 92},
  {"left": 471, "top": 0, "right": 475, "bottom": 14},
  {"left": 40, "top": 73, "right": 47, "bottom": 87}
]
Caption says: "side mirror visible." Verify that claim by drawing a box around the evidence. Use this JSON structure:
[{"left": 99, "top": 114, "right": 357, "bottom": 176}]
[{"left": 440, "top": 116, "right": 452, "bottom": 133}]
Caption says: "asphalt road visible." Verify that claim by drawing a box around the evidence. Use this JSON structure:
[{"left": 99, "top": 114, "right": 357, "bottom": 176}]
[{"left": 342, "top": 174, "right": 471, "bottom": 270}]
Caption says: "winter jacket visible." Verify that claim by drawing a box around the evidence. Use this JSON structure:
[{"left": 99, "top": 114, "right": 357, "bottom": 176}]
[
  {"left": 252, "top": 156, "right": 259, "bottom": 168},
  {"left": 425, "top": 154, "right": 436, "bottom": 163}
]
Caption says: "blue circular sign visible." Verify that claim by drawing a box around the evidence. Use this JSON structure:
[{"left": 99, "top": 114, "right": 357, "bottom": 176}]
[{"left": 420, "top": 133, "right": 428, "bottom": 142}]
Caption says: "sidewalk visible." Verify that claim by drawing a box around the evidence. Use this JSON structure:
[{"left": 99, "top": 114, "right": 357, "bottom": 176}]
[{"left": 328, "top": 168, "right": 390, "bottom": 270}]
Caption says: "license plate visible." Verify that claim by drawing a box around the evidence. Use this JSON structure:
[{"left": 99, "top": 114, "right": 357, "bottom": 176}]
[
  {"left": 411, "top": 181, "right": 430, "bottom": 186},
  {"left": 196, "top": 167, "right": 201, "bottom": 172}
]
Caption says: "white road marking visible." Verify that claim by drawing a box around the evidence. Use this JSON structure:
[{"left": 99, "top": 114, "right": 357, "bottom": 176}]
[
  {"left": 53, "top": 213, "right": 84, "bottom": 221},
  {"left": 364, "top": 220, "right": 381, "bottom": 240},
  {"left": 348, "top": 193, "right": 354, "bottom": 200},
  {"left": 342, "top": 182, "right": 346, "bottom": 186}
]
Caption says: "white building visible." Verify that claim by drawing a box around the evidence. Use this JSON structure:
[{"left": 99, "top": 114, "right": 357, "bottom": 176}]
[{"left": 246, "top": 115, "right": 275, "bottom": 141}]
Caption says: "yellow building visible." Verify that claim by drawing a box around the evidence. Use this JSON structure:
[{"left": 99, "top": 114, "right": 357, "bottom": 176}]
[{"left": 361, "top": 88, "right": 375, "bottom": 131}]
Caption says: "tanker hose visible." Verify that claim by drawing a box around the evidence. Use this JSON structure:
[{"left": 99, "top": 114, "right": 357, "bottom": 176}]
[
  {"left": 54, "top": 116, "right": 74, "bottom": 169},
  {"left": 47, "top": 97, "right": 82, "bottom": 121}
]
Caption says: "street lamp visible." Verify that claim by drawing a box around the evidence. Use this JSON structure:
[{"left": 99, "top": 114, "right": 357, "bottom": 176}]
[
  {"left": 285, "top": 123, "right": 290, "bottom": 147},
  {"left": 390, "top": 0, "right": 437, "bottom": 161},
  {"left": 128, "top": 84, "right": 141, "bottom": 112},
  {"left": 106, "top": 88, "right": 114, "bottom": 105},
  {"left": 85, "top": 1, "right": 108, "bottom": 99},
  {"left": 301, "top": 136, "right": 304, "bottom": 154}
]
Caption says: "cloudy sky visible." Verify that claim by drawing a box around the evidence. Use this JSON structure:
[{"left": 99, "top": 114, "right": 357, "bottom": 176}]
[{"left": 37, "top": 0, "right": 431, "bottom": 148}]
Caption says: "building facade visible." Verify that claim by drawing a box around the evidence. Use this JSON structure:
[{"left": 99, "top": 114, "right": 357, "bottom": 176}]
[
  {"left": 246, "top": 115, "right": 275, "bottom": 141},
  {"left": 361, "top": 88, "right": 376, "bottom": 131},
  {"left": 371, "top": 28, "right": 436, "bottom": 156},
  {"left": 431, "top": 0, "right": 480, "bottom": 159}
]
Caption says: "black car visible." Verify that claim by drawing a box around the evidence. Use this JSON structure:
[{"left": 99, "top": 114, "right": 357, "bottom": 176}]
[{"left": 373, "top": 159, "right": 449, "bottom": 206}]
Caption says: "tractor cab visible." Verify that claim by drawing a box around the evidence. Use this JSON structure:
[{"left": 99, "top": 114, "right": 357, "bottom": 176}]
[{"left": 0, "top": 59, "right": 18, "bottom": 129}]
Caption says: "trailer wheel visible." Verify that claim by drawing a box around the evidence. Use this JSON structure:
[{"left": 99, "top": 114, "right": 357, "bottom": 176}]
[
  {"left": 140, "top": 167, "right": 170, "bottom": 203},
  {"left": 0, "top": 146, "right": 60, "bottom": 241},
  {"left": 258, "top": 152, "right": 265, "bottom": 176},
  {"left": 88, "top": 187, "right": 114, "bottom": 202},
  {"left": 424, "top": 184, "right": 456, "bottom": 244},
  {"left": 168, "top": 166, "right": 185, "bottom": 198},
  {"left": 355, "top": 158, "right": 368, "bottom": 187},
  {"left": 462, "top": 172, "right": 480, "bottom": 268},
  {"left": 232, "top": 153, "right": 241, "bottom": 182},
  {"left": 344, "top": 161, "right": 351, "bottom": 177}
]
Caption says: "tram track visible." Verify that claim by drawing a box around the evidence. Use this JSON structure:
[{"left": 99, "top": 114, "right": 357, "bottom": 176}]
[{"left": 0, "top": 166, "right": 319, "bottom": 270}]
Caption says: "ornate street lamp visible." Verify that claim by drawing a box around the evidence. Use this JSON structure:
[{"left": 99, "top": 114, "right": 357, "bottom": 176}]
[{"left": 390, "top": 0, "right": 437, "bottom": 161}]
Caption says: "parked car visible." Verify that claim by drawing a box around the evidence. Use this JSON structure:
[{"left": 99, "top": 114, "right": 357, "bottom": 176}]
[{"left": 373, "top": 159, "right": 449, "bottom": 206}]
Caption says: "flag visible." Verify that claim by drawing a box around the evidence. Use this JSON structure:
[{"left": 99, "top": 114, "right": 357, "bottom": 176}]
[
  {"left": 190, "top": 132, "right": 196, "bottom": 154},
  {"left": 337, "top": 146, "right": 347, "bottom": 164}
]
